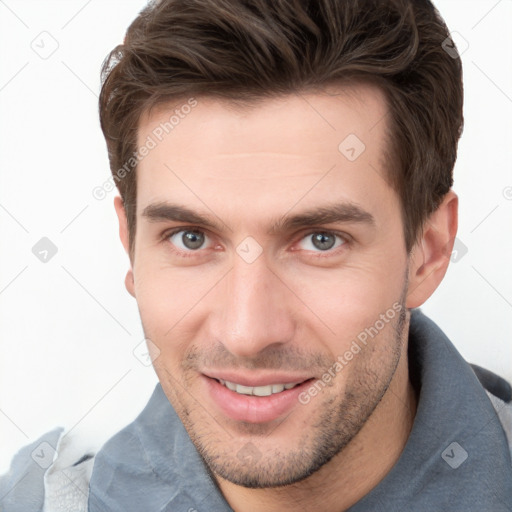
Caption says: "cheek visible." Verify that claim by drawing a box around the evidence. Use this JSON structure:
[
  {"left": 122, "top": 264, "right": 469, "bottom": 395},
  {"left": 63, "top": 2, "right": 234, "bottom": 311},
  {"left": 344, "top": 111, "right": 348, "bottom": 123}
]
[
  {"left": 134, "top": 255, "right": 193, "bottom": 314},
  {"left": 132, "top": 260, "right": 220, "bottom": 355},
  {"left": 286, "top": 259, "right": 405, "bottom": 338}
]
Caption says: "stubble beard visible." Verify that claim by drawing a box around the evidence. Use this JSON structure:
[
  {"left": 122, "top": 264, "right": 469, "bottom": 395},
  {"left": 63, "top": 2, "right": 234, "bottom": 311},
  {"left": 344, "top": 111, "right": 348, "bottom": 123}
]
[{"left": 165, "top": 295, "right": 409, "bottom": 489}]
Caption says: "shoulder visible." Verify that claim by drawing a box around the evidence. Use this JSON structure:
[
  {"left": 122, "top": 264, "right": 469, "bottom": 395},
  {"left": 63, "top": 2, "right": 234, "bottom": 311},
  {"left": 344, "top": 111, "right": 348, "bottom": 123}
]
[
  {"left": 0, "top": 427, "right": 64, "bottom": 511},
  {"left": 0, "top": 385, "right": 164, "bottom": 512},
  {"left": 470, "top": 363, "right": 512, "bottom": 460},
  {"left": 482, "top": 390, "right": 512, "bottom": 459},
  {"left": 0, "top": 427, "right": 97, "bottom": 512}
]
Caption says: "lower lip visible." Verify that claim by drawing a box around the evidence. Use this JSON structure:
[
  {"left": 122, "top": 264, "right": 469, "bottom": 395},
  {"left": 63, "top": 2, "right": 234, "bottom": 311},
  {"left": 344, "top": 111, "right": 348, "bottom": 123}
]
[{"left": 204, "top": 376, "right": 313, "bottom": 423}]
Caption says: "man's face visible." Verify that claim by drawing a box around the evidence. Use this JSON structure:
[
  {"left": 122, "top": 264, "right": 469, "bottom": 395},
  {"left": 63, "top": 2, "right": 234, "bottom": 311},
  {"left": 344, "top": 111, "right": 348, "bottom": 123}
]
[{"left": 128, "top": 84, "right": 411, "bottom": 487}]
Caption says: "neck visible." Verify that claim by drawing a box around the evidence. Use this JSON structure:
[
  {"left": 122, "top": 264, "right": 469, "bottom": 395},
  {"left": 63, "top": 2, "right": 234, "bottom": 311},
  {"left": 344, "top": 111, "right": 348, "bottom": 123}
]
[{"left": 216, "top": 338, "right": 418, "bottom": 512}]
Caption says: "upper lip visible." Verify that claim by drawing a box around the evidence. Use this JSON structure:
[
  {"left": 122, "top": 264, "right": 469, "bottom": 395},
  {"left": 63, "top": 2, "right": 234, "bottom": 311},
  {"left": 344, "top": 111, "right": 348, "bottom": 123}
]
[{"left": 202, "top": 371, "right": 313, "bottom": 388}]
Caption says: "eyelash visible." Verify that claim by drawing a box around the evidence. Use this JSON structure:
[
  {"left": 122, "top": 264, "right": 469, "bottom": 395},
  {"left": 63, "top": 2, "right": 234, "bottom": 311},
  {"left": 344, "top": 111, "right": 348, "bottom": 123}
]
[{"left": 161, "top": 226, "right": 351, "bottom": 259}]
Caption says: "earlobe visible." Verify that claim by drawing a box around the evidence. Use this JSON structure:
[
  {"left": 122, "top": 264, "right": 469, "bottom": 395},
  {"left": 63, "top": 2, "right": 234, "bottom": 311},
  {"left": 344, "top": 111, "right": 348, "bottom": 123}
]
[
  {"left": 114, "top": 196, "right": 136, "bottom": 298},
  {"left": 406, "top": 190, "right": 458, "bottom": 308},
  {"left": 125, "top": 268, "right": 136, "bottom": 298}
]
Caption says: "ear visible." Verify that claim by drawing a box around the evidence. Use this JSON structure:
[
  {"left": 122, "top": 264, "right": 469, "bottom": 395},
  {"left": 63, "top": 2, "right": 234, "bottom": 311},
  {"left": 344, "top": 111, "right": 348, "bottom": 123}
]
[
  {"left": 114, "top": 196, "right": 135, "bottom": 298},
  {"left": 406, "top": 190, "right": 458, "bottom": 308}
]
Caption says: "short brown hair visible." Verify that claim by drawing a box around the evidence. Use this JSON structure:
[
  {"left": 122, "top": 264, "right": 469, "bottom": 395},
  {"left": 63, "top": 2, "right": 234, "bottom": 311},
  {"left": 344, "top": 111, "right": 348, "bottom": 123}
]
[{"left": 99, "top": 0, "right": 463, "bottom": 256}]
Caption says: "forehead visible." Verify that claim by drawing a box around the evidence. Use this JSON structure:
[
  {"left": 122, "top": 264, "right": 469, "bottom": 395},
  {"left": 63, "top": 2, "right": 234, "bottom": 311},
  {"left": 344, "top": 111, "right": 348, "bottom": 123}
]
[{"left": 135, "top": 83, "right": 396, "bottom": 225}]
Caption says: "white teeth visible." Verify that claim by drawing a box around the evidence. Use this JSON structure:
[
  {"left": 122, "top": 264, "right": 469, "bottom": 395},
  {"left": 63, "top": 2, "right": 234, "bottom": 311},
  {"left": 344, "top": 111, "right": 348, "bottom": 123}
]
[
  {"left": 219, "top": 380, "right": 300, "bottom": 396},
  {"left": 253, "top": 385, "right": 273, "bottom": 397},
  {"left": 236, "top": 384, "right": 253, "bottom": 395},
  {"left": 272, "top": 384, "right": 285, "bottom": 393},
  {"left": 225, "top": 380, "right": 237, "bottom": 392}
]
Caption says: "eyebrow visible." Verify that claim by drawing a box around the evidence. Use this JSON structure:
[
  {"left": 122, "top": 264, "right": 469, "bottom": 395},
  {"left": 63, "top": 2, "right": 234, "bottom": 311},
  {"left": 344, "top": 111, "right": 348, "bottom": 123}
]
[
  {"left": 268, "top": 203, "right": 375, "bottom": 235},
  {"left": 142, "top": 202, "right": 222, "bottom": 230},
  {"left": 141, "top": 201, "right": 375, "bottom": 234}
]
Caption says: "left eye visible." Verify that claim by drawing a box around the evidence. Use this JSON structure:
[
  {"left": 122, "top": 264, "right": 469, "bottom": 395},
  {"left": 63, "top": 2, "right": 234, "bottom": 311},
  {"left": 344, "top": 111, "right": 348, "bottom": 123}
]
[
  {"left": 168, "top": 229, "right": 211, "bottom": 251},
  {"left": 298, "top": 232, "right": 345, "bottom": 252}
]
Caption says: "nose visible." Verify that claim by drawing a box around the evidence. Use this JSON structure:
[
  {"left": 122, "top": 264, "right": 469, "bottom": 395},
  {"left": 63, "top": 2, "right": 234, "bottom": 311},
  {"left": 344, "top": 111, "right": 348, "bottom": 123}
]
[{"left": 213, "top": 252, "right": 296, "bottom": 359}]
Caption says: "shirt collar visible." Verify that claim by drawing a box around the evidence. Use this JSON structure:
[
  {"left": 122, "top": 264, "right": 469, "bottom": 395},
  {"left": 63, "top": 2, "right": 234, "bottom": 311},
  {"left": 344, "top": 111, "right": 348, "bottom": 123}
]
[{"left": 348, "top": 308, "right": 512, "bottom": 510}]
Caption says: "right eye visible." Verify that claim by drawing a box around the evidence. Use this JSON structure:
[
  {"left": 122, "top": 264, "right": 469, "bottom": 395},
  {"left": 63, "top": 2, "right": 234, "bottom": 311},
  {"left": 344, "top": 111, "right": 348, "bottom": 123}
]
[{"left": 167, "top": 229, "right": 212, "bottom": 252}]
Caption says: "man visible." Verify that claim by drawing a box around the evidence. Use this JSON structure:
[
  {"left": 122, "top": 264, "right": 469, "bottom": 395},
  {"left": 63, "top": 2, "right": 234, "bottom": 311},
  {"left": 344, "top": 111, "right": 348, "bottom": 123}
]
[{"left": 1, "top": 0, "right": 511, "bottom": 510}]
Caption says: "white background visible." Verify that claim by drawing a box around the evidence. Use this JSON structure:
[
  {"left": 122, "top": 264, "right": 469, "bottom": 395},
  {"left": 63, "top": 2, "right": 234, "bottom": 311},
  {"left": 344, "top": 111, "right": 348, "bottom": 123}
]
[{"left": 0, "top": 0, "right": 511, "bottom": 474}]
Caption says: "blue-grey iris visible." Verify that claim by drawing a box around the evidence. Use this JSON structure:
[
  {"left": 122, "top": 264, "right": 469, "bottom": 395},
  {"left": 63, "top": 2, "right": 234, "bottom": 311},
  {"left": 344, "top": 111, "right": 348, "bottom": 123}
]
[
  {"left": 182, "top": 231, "right": 204, "bottom": 249},
  {"left": 311, "top": 232, "right": 336, "bottom": 250}
]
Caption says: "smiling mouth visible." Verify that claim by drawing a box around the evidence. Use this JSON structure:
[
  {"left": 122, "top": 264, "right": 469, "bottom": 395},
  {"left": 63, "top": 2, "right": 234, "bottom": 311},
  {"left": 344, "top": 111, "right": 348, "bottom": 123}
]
[
  {"left": 215, "top": 378, "right": 311, "bottom": 396},
  {"left": 205, "top": 375, "right": 316, "bottom": 423}
]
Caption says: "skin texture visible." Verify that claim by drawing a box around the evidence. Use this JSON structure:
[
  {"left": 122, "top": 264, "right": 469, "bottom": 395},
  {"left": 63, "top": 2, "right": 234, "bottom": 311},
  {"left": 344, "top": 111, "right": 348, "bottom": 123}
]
[{"left": 114, "top": 83, "right": 458, "bottom": 512}]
